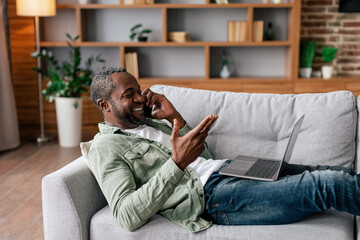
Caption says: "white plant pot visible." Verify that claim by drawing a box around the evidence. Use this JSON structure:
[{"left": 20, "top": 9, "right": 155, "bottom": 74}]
[
  {"left": 299, "top": 68, "right": 312, "bottom": 78},
  {"left": 220, "top": 65, "right": 230, "bottom": 78},
  {"left": 55, "top": 97, "right": 83, "bottom": 148},
  {"left": 321, "top": 66, "right": 333, "bottom": 80}
]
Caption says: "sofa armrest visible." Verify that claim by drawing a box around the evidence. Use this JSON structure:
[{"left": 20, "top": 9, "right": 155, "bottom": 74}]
[{"left": 42, "top": 157, "right": 107, "bottom": 240}]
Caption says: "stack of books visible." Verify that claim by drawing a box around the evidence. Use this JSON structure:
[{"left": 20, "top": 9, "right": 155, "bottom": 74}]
[
  {"left": 253, "top": 21, "right": 264, "bottom": 42},
  {"left": 228, "top": 21, "right": 248, "bottom": 42},
  {"left": 168, "top": 32, "right": 191, "bottom": 42},
  {"left": 125, "top": 52, "right": 139, "bottom": 79},
  {"left": 215, "top": 0, "right": 229, "bottom": 4},
  {"left": 123, "top": 0, "right": 153, "bottom": 5}
]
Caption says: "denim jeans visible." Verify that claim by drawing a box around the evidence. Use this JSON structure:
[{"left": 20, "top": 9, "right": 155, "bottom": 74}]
[{"left": 203, "top": 160, "right": 360, "bottom": 225}]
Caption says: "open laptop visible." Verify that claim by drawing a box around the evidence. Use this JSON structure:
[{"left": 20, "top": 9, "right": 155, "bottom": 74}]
[{"left": 220, "top": 114, "right": 305, "bottom": 181}]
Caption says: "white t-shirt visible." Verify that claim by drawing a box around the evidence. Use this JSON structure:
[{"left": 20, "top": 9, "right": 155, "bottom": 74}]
[{"left": 125, "top": 125, "right": 227, "bottom": 186}]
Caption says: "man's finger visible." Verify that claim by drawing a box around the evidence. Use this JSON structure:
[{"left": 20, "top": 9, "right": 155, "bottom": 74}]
[
  {"left": 199, "top": 114, "right": 218, "bottom": 134},
  {"left": 142, "top": 88, "right": 151, "bottom": 96},
  {"left": 192, "top": 115, "right": 214, "bottom": 135},
  {"left": 146, "top": 91, "right": 155, "bottom": 106},
  {"left": 170, "top": 119, "right": 180, "bottom": 142},
  {"left": 149, "top": 94, "right": 162, "bottom": 108}
]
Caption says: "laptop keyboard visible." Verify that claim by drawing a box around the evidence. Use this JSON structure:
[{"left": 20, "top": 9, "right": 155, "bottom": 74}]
[{"left": 245, "top": 159, "right": 281, "bottom": 179}]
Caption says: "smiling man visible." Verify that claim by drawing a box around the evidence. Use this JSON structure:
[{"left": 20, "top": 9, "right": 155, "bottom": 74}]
[
  {"left": 89, "top": 67, "right": 219, "bottom": 232},
  {"left": 87, "top": 67, "right": 360, "bottom": 233}
]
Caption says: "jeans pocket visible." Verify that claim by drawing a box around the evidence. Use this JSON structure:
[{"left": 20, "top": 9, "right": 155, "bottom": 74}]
[{"left": 211, "top": 212, "right": 230, "bottom": 225}]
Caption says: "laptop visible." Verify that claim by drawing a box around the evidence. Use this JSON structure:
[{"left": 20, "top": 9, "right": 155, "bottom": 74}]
[{"left": 219, "top": 114, "right": 305, "bottom": 181}]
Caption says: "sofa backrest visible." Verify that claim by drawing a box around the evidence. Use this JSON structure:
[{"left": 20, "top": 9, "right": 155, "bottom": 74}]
[{"left": 151, "top": 85, "right": 357, "bottom": 168}]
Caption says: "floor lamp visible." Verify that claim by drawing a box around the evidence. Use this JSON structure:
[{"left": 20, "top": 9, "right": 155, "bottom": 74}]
[{"left": 16, "top": 0, "right": 56, "bottom": 144}]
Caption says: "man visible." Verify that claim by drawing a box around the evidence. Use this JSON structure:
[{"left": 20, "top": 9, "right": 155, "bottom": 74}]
[{"left": 88, "top": 67, "right": 360, "bottom": 233}]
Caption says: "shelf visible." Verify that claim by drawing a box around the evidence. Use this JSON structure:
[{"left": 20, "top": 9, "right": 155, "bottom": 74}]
[
  {"left": 57, "top": 3, "right": 293, "bottom": 9},
  {"left": 40, "top": 41, "right": 291, "bottom": 47},
  {"left": 40, "top": 1, "right": 301, "bottom": 90},
  {"left": 297, "top": 76, "right": 360, "bottom": 82},
  {"left": 139, "top": 77, "right": 289, "bottom": 82},
  {"left": 40, "top": 41, "right": 121, "bottom": 47},
  {"left": 210, "top": 77, "right": 289, "bottom": 82}
]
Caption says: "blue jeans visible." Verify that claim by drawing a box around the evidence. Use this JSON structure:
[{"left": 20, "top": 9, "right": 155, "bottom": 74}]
[{"left": 203, "top": 161, "right": 360, "bottom": 225}]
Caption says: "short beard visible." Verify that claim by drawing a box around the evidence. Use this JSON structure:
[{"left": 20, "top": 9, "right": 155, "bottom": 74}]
[{"left": 109, "top": 100, "right": 145, "bottom": 126}]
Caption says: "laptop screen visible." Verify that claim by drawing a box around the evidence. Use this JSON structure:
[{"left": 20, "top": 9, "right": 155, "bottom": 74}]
[{"left": 282, "top": 115, "right": 305, "bottom": 162}]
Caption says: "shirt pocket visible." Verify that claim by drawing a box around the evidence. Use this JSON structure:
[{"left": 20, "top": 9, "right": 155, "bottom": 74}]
[
  {"left": 122, "top": 142, "right": 150, "bottom": 178},
  {"left": 123, "top": 142, "right": 150, "bottom": 160}
]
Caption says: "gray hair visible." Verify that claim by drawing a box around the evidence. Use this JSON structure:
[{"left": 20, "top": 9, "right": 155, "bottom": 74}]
[{"left": 91, "top": 67, "right": 127, "bottom": 118}]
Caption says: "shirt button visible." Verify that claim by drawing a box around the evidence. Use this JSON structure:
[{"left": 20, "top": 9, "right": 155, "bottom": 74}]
[
  {"left": 137, "top": 153, "right": 141, "bottom": 156},
  {"left": 200, "top": 194, "right": 204, "bottom": 198},
  {"left": 194, "top": 178, "right": 198, "bottom": 181}
]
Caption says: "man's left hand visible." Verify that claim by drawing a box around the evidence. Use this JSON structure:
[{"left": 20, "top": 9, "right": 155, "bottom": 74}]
[{"left": 142, "top": 88, "right": 185, "bottom": 128}]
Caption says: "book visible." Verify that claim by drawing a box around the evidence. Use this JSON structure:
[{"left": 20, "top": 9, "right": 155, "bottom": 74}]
[
  {"left": 215, "top": 0, "right": 228, "bottom": 4},
  {"left": 228, "top": 21, "right": 248, "bottom": 42},
  {"left": 125, "top": 53, "right": 132, "bottom": 76},
  {"left": 132, "top": 52, "right": 139, "bottom": 79},
  {"left": 123, "top": 0, "right": 134, "bottom": 5},
  {"left": 125, "top": 52, "right": 139, "bottom": 79},
  {"left": 253, "top": 21, "right": 264, "bottom": 42},
  {"left": 168, "top": 32, "right": 191, "bottom": 42},
  {"left": 240, "top": 21, "right": 248, "bottom": 42},
  {"left": 228, "top": 21, "right": 236, "bottom": 42}
]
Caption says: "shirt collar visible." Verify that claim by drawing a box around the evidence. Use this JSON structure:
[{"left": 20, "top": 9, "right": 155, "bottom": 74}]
[{"left": 98, "top": 119, "right": 155, "bottom": 135}]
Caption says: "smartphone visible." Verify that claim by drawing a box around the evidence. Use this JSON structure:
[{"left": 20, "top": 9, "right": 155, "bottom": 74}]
[{"left": 144, "top": 105, "right": 152, "bottom": 118}]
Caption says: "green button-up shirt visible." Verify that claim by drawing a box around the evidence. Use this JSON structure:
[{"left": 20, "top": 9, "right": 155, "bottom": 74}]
[{"left": 88, "top": 118, "right": 213, "bottom": 232}]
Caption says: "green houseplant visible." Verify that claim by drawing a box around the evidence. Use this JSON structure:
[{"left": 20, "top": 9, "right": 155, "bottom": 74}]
[
  {"left": 299, "top": 40, "right": 316, "bottom": 78},
  {"left": 129, "top": 24, "right": 152, "bottom": 42},
  {"left": 31, "top": 34, "right": 105, "bottom": 147},
  {"left": 321, "top": 46, "right": 338, "bottom": 79},
  {"left": 31, "top": 34, "right": 105, "bottom": 103}
]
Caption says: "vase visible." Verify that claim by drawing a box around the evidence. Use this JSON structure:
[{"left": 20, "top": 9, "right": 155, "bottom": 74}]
[
  {"left": 299, "top": 68, "right": 312, "bottom": 78},
  {"left": 138, "top": 36, "right": 148, "bottom": 42},
  {"left": 55, "top": 97, "right": 83, "bottom": 148},
  {"left": 220, "top": 65, "right": 230, "bottom": 78},
  {"left": 321, "top": 66, "right": 333, "bottom": 80}
]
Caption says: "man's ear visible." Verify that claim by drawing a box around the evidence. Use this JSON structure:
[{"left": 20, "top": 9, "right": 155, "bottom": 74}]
[{"left": 97, "top": 99, "right": 111, "bottom": 112}]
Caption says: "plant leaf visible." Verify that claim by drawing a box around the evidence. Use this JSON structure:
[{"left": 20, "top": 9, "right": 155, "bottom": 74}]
[{"left": 130, "top": 24, "right": 142, "bottom": 32}]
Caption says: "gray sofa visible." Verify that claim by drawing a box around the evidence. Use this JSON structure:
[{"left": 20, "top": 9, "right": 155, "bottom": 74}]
[{"left": 42, "top": 85, "right": 360, "bottom": 240}]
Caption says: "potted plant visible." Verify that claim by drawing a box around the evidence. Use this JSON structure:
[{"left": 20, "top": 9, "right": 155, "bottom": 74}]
[
  {"left": 299, "top": 40, "right": 316, "bottom": 78},
  {"left": 31, "top": 34, "right": 105, "bottom": 147},
  {"left": 321, "top": 46, "right": 338, "bottom": 80},
  {"left": 129, "top": 24, "right": 152, "bottom": 42},
  {"left": 220, "top": 50, "right": 230, "bottom": 78}
]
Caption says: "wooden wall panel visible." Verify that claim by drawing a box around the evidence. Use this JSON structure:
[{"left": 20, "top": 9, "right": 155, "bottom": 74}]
[{"left": 8, "top": 0, "right": 40, "bottom": 139}]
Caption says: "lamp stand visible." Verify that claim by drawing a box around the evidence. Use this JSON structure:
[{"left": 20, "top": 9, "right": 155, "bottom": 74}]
[{"left": 34, "top": 16, "right": 51, "bottom": 144}]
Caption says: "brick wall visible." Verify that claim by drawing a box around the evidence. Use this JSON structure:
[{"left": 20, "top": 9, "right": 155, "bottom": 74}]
[{"left": 301, "top": 0, "right": 360, "bottom": 76}]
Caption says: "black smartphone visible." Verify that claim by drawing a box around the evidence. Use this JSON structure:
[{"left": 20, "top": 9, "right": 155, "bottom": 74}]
[{"left": 144, "top": 105, "right": 152, "bottom": 118}]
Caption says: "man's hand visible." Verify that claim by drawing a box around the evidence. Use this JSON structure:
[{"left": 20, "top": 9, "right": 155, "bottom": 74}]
[
  {"left": 170, "top": 114, "right": 218, "bottom": 170},
  {"left": 142, "top": 88, "right": 185, "bottom": 128}
]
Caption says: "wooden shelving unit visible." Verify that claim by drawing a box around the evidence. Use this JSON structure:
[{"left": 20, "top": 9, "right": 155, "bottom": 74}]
[{"left": 39, "top": 0, "right": 301, "bottom": 92}]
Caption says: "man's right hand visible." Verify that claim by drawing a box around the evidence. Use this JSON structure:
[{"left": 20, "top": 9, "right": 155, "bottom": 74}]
[{"left": 170, "top": 115, "right": 218, "bottom": 170}]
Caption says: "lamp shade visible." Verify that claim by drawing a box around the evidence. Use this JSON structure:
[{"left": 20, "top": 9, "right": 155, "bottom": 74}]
[{"left": 16, "top": 0, "right": 56, "bottom": 16}]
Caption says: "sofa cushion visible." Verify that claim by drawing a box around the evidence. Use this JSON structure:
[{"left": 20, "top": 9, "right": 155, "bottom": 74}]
[
  {"left": 151, "top": 86, "right": 357, "bottom": 168},
  {"left": 90, "top": 206, "right": 353, "bottom": 240}
]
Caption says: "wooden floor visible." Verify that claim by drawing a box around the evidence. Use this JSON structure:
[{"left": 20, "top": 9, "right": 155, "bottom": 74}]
[{"left": 0, "top": 141, "right": 82, "bottom": 240}]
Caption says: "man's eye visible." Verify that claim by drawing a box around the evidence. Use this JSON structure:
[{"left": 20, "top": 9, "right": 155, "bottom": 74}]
[{"left": 124, "top": 94, "right": 133, "bottom": 98}]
